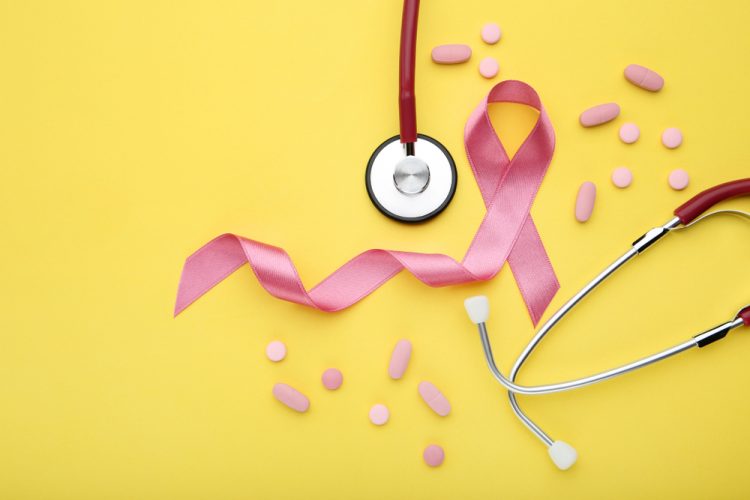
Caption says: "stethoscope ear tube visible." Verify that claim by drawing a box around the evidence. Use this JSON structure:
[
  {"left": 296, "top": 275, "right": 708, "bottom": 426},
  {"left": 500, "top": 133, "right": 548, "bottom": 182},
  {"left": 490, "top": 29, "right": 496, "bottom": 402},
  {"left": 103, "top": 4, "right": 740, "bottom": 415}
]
[
  {"left": 674, "top": 178, "right": 750, "bottom": 224},
  {"left": 399, "top": 0, "right": 419, "bottom": 145}
]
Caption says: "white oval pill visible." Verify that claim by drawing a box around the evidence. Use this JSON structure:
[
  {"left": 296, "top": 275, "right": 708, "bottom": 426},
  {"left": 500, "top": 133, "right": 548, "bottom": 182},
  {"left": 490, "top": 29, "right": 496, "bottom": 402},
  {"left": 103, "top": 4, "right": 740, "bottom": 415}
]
[
  {"left": 579, "top": 103, "right": 620, "bottom": 127},
  {"left": 431, "top": 44, "right": 472, "bottom": 64},
  {"left": 575, "top": 182, "right": 596, "bottom": 222},
  {"left": 388, "top": 339, "right": 412, "bottom": 380},
  {"left": 272, "top": 383, "right": 310, "bottom": 413},
  {"left": 662, "top": 127, "right": 683, "bottom": 149},
  {"left": 418, "top": 381, "right": 451, "bottom": 417},
  {"left": 624, "top": 64, "right": 664, "bottom": 92}
]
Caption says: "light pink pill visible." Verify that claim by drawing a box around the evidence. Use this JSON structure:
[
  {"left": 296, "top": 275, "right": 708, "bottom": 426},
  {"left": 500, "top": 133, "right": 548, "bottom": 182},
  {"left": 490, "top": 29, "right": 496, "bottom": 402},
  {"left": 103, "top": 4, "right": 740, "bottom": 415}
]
[
  {"left": 388, "top": 339, "right": 412, "bottom": 380},
  {"left": 579, "top": 103, "right": 620, "bottom": 127},
  {"left": 423, "top": 445, "right": 445, "bottom": 467},
  {"left": 662, "top": 127, "right": 683, "bottom": 149},
  {"left": 619, "top": 122, "right": 640, "bottom": 144},
  {"left": 369, "top": 404, "right": 390, "bottom": 426},
  {"left": 481, "top": 23, "right": 502, "bottom": 44},
  {"left": 418, "top": 381, "right": 451, "bottom": 417},
  {"left": 272, "top": 383, "right": 310, "bottom": 413},
  {"left": 624, "top": 64, "right": 664, "bottom": 92},
  {"left": 431, "top": 44, "right": 472, "bottom": 64},
  {"left": 478, "top": 57, "right": 499, "bottom": 79},
  {"left": 321, "top": 368, "right": 343, "bottom": 390},
  {"left": 265, "top": 340, "right": 286, "bottom": 362},
  {"left": 668, "top": 169, "right": 690, "bottom": 190},
  {"left": 575, "top": 181, "right": 596, "bottom": 222},
  {"left": 611, "top": 167, "right": 633, "bottom": 189}
]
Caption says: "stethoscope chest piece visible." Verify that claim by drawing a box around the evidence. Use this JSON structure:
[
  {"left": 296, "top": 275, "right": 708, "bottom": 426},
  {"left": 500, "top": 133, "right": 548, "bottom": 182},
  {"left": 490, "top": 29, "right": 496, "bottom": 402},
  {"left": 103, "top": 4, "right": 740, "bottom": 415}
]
[{"left": 366, "top": 134, "right": 457, "bottom": 222}]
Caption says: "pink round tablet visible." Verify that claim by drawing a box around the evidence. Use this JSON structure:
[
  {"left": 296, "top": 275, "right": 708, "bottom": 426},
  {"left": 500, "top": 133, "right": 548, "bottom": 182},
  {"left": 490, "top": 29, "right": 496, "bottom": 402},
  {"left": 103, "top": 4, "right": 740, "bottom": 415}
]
[
  {"left": 423, "top": 445, "right": 445, "bottom": 467},
  {"left": 619, "top": 122, "right": 640, "bottom": 144},
  {"left": 479, "top": 57, "right": 499, "bottom": 79},
  {"left": 662, "top": 128, "right": 683, "bottom": 149},
  {"left": 265, "top": 340, "right": 286, "bottom": 362},
  {"left": 369, "top": 404, "right": 390, "bottom": 426},
  {"left": 611, "top": 167, "right": 633, "bottom": 189},
  {"left": 321, "top": 368, "right": 343, "bottom": 390},
  {"left": 481, "top": 23, "right": 502, "bottom": 44},
  {"left": 668, "top": 169, "right": 690, "bottom": 190}
]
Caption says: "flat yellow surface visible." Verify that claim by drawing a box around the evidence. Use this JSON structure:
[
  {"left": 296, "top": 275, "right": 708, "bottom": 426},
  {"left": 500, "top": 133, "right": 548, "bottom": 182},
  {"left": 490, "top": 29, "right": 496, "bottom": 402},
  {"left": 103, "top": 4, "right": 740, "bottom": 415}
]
[{"left": 1, "top": 0, "right": 749, "bottom": 498}]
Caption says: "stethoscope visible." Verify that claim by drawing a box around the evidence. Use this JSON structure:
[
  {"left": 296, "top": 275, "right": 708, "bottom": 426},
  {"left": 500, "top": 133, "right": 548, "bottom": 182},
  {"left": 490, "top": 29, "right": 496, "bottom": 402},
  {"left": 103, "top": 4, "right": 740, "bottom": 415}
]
[
  {"left": 462, "top": 178, "right": 750, "bottom": 470},
  {"left": 366, "top": 0, "right": 458, "bottom": 223}
]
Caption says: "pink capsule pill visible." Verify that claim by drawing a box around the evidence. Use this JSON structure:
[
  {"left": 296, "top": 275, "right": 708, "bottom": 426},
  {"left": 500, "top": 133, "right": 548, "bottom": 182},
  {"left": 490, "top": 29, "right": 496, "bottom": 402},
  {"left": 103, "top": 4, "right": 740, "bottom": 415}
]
[
  {"left": 662, "top": 127, "right": 683, "bottom": 149},
  {"left": 265, "top": 340, "right": 286, "bottom": 362},
  {"left": 668, "top": 169, "right": 690, "bottom": 190},
  {"left": 575, "top": 182, "right": 596, "bottom": 222},
  {"left": 321, "top": 368, "right": 343, "bottom": 390},
  {"left": 388, "top": 339, "right": 412, "bottom": 380},
  {"left": 481, "top": 23, "right": 502, "bottom": 44},
  {"left": 579, "top": 103, "right": 620, "bottom": 127},
  {"left": 369, "top": 404, "right": 390, "bottom": 426},
  {"left": 423, "top": 444, "right": 445, "bottom": 467},
  {"left": 431, "top": 44, "right": 472, "bottom": 64},
  {"left": 418, "top": 381, "right": 451, "bottom": 417},
  {"left": 624, "top": 64, "right": 664, "bottom": 92},
  {"left": 478, "top": 57, "right": 499, "bottom": 79},
  {"left": 272, "top": 383, "right": 310, "bottom": 413},
  {"left": 611, "top": 167, "right": 633, "bottom": 189},
  {"left": 619, "top": 122, "right": 640, "bottom": 144}
]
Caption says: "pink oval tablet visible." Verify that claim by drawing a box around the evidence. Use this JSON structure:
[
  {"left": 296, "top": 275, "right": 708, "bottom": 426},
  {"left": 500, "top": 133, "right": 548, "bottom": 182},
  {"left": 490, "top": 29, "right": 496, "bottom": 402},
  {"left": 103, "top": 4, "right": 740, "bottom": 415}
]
[
  {"left": 619, "top": 122, "right": 640, "bottom": 144},
  {"left": 265, "top": 340, "right": 286, "bottom": 362},
  {"left": 423, "top": 444, "right": 445, "bottom": 467},
  {"left": 481, "top": 23, "right": 502, "bottom": 44},
  {"left": 478, "top": 57, "right": 499, "bottom": 79},
  {"left": 418, "top": 381, "right": 451, "bottom": 417},
  {"left": 369, "top": 404, "right": 390, "bottom": 426},
  {"left": 272, "top": 383, "right": 309, "bottom": 413},
  {"left": 611, "top": 167, "right": 633, "bottom": 189},
  {"left": 431, "top": 44, "right": 472, "bottom": 64},
  {"left": 662, "top": 127, "right": 683, "bottom": 149},
  {"left": 579, "top": 103, "right": 620, "bottom": 127},
  {"left": 668, "top": 169, "right": 690, "bottom": 190},
  {"left": 624, "top": 64, "right": 664, "bottom": 92},
  {"left": 388, "top": 339, "right": 412, "bottom": 380},
  {"left": 321, "top": 368, "right": 343, "bottom": 390},
  {"left": 575, "top": 182, "right": 596, "bottom": 222}
]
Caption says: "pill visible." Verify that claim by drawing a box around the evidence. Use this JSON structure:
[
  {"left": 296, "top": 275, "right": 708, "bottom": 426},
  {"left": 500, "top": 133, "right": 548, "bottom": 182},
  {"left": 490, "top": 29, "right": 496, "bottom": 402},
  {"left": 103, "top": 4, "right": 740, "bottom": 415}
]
[
  {"left": 388, "top": 339, "right": 412, "bottom": 380},
  {"left": 481, "top": 23, "right": 502, "bottom": 44},
  {"left": 478, "top": 57, "right": 499, "bottom": 79},
  {"left": 431, "top": 44, "right": 472, "bottom": 64},
  {"left": 265, "top": 340, "right": 286, "bottom": 362},
  {"left": 272, "top": 383, "right": 310, "bottom": 413},
  {"left": 624, "top": 64, "right": 664, "bottom": 92},
  {"left": 619, "top": 122, "right": 640, "bottom": 144},
  {"left": 575, "top": 182, "right": 596, "bottom": 222},
  {"left": 662, "top": 127, "right": 683, "bottom": 149},
  {"left": 423, "top": 445, "right": 445, "bottom": 467},
  {"left": 668, "top": 169, "right": 690, "bottom": 190},
  {"left": 418, "top": 381, "right": 451, "bottom": 416},
  {"left": 579, "top": 103, "right": 620, "bottom": 127},
  {"left": 369, "top": 404, "right": 390, "bottom": 426},
  {"left": 611, "top": 167, "right": 633, "bottom": 189},
  {"left": 321, "top": 368, "right": 343, "bottom": 390}
]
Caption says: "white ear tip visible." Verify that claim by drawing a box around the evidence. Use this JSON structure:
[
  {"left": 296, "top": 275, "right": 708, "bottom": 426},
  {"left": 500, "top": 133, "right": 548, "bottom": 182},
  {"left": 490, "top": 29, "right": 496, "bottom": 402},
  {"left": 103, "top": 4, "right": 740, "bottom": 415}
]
[
  {"left": 464, "top": 296, "right": 490, "bottom": 324},
  {"left": 548, "top": 440, "right": 577, "bottom": 470}
]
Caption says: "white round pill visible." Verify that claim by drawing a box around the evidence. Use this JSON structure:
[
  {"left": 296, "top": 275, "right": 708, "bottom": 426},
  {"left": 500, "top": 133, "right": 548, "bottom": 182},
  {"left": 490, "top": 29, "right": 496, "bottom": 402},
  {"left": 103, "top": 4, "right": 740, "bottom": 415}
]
[
  {"left": 369, "top": 404, "right": 390, "bottom": 426},
  {"left": 619, "top": 123, "right": 640, "bottom": 144},
  {"left": 662, "top": 128, "right": 683, "bottom": 149},
  {"left": 265, "top": 340, "right": 286, "bottom": 362}
]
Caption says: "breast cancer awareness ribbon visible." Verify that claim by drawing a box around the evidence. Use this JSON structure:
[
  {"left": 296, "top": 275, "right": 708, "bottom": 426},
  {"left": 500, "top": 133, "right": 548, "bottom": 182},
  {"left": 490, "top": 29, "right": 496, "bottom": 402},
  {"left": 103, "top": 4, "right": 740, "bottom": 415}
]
[{"left": 175, "top": 80, "right": 559, "bottom": 324}]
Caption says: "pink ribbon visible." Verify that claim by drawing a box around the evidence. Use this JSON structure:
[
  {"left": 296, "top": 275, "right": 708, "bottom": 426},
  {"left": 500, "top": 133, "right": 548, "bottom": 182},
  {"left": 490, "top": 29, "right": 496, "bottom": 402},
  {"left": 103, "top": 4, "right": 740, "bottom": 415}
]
[{"left": 175, "top": 80, "right": 559, "bottom": 324}]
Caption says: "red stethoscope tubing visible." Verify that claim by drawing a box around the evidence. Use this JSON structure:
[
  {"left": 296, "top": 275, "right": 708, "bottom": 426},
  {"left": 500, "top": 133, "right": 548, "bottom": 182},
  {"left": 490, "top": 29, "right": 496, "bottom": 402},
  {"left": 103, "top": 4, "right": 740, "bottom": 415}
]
[{"left": 399, "top": 0, "right": 419, "bottom": 145}]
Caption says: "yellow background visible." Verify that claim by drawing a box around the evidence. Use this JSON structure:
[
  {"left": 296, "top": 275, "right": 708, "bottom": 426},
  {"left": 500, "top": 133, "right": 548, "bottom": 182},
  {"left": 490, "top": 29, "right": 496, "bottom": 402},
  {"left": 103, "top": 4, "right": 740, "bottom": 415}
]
[{"left": 1, "top": 0, "right": 749, "bottom": 498}]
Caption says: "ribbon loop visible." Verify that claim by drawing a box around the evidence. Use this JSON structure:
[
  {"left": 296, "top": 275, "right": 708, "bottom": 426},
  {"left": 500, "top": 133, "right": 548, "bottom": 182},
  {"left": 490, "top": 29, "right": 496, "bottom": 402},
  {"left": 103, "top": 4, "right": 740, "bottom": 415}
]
[{"left": 175, "top": 80, "right": 559, "bottom": 324}]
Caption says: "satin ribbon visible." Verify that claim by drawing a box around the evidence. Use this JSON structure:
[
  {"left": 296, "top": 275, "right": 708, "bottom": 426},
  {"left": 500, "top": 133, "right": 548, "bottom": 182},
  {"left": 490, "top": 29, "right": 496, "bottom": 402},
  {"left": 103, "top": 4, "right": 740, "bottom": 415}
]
[{"left": 175, "top": 80, "right": 559, "bottom": 324}]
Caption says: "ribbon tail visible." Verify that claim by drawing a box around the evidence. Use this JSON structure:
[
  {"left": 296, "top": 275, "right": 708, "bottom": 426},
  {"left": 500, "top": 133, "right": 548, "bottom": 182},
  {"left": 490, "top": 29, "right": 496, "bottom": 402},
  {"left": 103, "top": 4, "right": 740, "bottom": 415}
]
[{"left": 508, "top": 217, "right": 559, "bottom": 325}]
